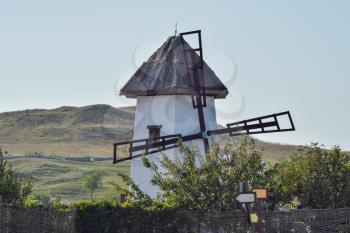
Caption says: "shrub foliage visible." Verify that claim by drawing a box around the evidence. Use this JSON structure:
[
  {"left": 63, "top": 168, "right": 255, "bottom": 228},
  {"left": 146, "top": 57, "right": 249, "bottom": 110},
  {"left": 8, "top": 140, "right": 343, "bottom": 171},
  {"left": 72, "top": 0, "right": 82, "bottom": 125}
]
[
  {"left": 115, "top": 138, "right": 350, "bottom": 210},
  {"left": 2, "top": 138, "right": 349, "bottom": 232},
  {"left": 0, "top": 147, "right": 32, "bottom": 204},
  {"left": 264, "top": 143, "right": 350, "bottom": 209}
]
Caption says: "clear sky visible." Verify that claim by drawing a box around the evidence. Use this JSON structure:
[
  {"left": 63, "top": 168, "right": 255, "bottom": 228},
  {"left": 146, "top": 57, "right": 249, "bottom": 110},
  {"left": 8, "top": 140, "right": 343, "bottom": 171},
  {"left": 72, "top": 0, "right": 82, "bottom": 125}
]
[{"left": 0, "top": 0, "right": 349, "bottom": 149}]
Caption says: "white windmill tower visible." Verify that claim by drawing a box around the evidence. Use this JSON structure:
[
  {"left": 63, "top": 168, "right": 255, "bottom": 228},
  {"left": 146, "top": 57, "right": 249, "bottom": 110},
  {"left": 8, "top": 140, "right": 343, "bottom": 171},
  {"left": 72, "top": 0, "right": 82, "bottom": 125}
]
[{"left": 114, "top": 30, "right": 295, "bottom": 197}]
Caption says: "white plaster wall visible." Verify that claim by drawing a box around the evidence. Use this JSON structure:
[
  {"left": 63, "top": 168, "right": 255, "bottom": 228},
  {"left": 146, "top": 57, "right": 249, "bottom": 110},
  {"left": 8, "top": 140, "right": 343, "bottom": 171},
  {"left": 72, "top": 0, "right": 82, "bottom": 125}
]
[{"left": 131, "top": 95, "right": 217, "bottom": 197}]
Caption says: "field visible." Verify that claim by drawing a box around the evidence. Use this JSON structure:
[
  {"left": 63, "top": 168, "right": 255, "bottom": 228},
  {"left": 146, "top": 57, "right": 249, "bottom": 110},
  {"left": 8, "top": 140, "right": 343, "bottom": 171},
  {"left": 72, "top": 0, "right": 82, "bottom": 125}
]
[
  {"left": 0, "top": 105, "right": 134, "bottom": 157},
  {"left": 0, "top": 105, "right": 305, "bottom": 159},
  {"left": 9, "top": 157, "right": 130, "bottom": 202},
  {"left": 0, "top": 104, "right": 308, "bottom": 202},
  {"left": 7, "top": 140, "right": 302, "bottom": 202}
]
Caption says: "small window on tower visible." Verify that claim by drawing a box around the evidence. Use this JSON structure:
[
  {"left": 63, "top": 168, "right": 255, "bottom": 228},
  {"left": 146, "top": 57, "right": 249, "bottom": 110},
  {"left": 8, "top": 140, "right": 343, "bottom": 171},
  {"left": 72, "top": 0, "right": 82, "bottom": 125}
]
[{"left": 147, "top": 125, "right": 162, "bottom": 144}]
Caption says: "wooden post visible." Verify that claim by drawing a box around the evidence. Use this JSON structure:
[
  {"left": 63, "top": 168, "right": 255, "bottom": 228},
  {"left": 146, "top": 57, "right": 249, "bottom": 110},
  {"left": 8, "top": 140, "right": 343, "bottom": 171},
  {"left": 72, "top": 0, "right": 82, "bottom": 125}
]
[
  {"left": 251, "top": 187, "right": 268, "bottom": 233},
  {"left": 255, "top": 199, "right": 262, "bottom": 233},
  {"left": 119, "top": 194, "right": 127, "bottom": 203}
]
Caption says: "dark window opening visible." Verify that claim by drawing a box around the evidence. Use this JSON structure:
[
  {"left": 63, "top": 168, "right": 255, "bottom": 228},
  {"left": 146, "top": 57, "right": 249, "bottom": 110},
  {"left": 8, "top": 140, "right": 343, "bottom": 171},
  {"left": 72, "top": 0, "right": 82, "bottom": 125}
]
[{"left": 147, "top": 125, "right": 162, "bottom": 144}]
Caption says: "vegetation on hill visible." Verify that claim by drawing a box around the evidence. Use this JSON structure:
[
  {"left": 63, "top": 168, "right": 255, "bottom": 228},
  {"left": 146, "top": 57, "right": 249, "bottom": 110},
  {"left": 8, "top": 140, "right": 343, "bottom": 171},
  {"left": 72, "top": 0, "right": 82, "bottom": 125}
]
[
  {"left": 0, "top": 104, "right": 310, "bottom": 203},
  {"left": 0, "top": 105, "right": 134, "bottom": 156},
  {"left": 0, "top": 104, "right": 305, "bottom": 159},
  {"left": 9, "top": 157, "right": 130, "bottom": 202}
]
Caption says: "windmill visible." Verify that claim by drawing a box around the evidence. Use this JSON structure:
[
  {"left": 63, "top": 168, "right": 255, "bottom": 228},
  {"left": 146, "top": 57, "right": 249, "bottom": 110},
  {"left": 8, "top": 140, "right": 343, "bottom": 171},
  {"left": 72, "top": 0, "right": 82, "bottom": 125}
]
[{"left": 113, "top": 30, "right": 295, "bottom": 196}]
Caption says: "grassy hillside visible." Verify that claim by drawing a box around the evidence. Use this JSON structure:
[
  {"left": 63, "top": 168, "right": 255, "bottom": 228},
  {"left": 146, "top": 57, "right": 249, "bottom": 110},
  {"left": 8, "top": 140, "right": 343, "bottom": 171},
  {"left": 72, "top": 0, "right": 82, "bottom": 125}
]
[
  {"left": 0, "top": 104, "right": 309, "bottom": 201},
  {"left": 0, "top": 105, "right": 134, "bottom": 156},
  {"left": 255, "top": 140, "right": 306, "bottom": 162},
  {"left": 0, "top": 104, "right": 305, "bottom": 160},
  {"left": 10, "top": 157, "right": 130, "bottom": 202},
  {"left": 6, "top": 141, "right": 304, "bottom": 202}
]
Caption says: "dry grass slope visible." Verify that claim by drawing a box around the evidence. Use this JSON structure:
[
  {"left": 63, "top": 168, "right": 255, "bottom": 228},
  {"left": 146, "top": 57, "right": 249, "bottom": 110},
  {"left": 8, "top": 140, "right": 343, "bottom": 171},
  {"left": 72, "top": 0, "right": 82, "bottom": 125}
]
[
  {"left": 0, "top": 104, "right": 307, "bottom": 201},
  {"left": 9, "top": 157, "right": 130, "bottom": 202},
  {"left": 0, "top": 105, "right": 134, "bottom": 156},
  {"left": 0, "top": 104, "right": 305, "bottom": 159}
]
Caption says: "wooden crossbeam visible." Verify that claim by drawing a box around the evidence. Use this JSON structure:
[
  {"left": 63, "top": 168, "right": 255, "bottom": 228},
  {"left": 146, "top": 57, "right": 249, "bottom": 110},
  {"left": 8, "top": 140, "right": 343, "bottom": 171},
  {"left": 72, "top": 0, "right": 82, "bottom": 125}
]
[{"left": 113, "top": 111, "right": 295, "bottom": 164}]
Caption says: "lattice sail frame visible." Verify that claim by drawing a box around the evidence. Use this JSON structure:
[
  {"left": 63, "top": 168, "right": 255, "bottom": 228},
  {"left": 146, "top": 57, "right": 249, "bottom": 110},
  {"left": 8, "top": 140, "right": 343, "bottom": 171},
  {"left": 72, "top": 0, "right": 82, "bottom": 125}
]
[{"left": 113, "top": 111, "right": 295, "bottom": 164}]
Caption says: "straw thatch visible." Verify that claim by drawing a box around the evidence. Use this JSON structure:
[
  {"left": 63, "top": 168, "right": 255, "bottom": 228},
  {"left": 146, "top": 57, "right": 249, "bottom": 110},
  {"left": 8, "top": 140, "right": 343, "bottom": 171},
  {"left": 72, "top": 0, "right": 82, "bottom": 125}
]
[{"left": 120, "top": 36, "right": 228, "bottom": 99}]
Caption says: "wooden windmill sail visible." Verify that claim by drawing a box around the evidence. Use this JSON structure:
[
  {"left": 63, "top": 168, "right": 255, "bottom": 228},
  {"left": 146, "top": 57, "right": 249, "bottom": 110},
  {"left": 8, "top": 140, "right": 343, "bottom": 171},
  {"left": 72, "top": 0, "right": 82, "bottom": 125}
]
[{"left": 113, "top": 30, "right": 295, "bottom": 165}]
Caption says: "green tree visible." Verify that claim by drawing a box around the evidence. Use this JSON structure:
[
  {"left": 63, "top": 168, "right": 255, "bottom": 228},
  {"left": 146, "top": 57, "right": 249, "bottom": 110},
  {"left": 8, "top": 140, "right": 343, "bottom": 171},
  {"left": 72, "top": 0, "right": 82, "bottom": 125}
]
[
  {"left": 0, "top": 147, "right": 32, "bottom": 204},
  {"left": 113, "top": 140, "right": 350, "bottom": 211},
  {"left": 115, "top": 137, "right": 264, "bottom": 211},
  {"left": 83, "top": 171, "right": 102, "bottom": 201},
  {"left": 265, "top": 144, "right": 350, "bottom": 209}
]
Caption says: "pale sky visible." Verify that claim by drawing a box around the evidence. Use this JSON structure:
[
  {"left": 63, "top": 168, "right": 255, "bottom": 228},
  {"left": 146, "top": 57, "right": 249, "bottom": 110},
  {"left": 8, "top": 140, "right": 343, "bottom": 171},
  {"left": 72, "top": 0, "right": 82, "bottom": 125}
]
[{"left": 0, "top": 0, "right": 349, "bottom": 149}]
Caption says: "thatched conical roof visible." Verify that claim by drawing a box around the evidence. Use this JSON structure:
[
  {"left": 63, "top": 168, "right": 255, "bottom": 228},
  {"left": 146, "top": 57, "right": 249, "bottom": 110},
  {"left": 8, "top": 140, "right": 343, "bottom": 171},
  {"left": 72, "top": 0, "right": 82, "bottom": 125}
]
[{"left": 120, "top": 36, "right": 228, "bottom": 99}]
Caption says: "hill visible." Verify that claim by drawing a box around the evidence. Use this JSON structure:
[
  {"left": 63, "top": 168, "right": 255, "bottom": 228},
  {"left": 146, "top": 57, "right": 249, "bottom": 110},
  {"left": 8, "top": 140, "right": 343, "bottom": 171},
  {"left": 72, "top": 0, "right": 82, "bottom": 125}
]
[
  {"left": 0, "top": 105, "right": 134, "bottom": 156},
  {"left": 0, "top": 104, "right": 304, "bottom": 160},
  {"left": 9, "top": 157, "right": 130, "bottom": 202},
  {"left": 0, "top": 104, "right": 306, "bottom": 201}
]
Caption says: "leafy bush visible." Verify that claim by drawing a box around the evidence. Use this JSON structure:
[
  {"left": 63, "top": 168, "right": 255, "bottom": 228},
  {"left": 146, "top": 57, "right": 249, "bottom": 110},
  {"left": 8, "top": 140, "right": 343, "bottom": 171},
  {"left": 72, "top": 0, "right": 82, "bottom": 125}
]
[
  {"left": 73, "top": 201, "right": 192, "bottom": 233},
  {"left": 74, "top": 200, "right": 115, "bottom": 233},
  {"left": 114, "top": 138, "right": 350, "bottom": 211},
  {"left": 0, "top": 147, "right": 32, "bottom": 204},
  {"left": 7, "top": 140, "right": 349, "bottom": 232},
  {"left": 264, "top": 144, "right": 350, "bottom": 209},
  {"left": 115, "top": 137, "right": 264, "bottom": 211}
]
